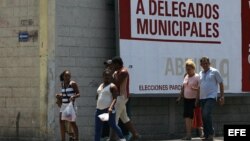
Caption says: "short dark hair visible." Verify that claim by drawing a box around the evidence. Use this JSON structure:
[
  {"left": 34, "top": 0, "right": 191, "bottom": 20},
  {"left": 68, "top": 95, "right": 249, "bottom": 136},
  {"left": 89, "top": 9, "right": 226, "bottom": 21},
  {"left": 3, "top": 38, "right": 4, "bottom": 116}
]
[
  {"left": 59, "top": 70, "right": 70, "bottom": 81},
  {"left": 112, "top": 56, "right": 123, "bottom": 66},
  {"left": 200, "top": 56, "right": 210, "bottom": 64},
  {"left": 60, "top": 71, "right": 65, "bottom": 82}
]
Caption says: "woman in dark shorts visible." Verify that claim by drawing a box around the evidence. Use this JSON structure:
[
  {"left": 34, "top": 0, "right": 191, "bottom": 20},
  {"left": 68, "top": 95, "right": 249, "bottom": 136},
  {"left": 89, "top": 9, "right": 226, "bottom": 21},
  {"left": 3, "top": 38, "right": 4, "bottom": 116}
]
[{"left": 176, "top": 59, "right": 200, "bottom": 140}]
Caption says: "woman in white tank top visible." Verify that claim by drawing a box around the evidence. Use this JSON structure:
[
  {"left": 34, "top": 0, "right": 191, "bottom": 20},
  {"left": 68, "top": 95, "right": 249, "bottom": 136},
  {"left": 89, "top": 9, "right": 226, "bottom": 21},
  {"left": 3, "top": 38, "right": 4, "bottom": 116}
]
[{"left": 95, "top": 69, "right": 126, "bottom": 141}]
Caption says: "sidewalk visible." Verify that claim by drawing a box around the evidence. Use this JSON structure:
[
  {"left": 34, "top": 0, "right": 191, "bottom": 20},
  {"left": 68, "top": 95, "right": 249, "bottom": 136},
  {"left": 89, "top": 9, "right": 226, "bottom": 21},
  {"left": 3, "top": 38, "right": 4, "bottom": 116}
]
[{"left": 152, "top": 136, "right": 224, "bottom": 141}]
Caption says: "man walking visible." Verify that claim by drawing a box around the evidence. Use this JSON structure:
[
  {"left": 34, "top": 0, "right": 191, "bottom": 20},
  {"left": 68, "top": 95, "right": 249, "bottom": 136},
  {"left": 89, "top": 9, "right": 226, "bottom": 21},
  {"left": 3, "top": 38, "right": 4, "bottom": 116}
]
[
  {"left": 110, "top": 56, "right": 140, "bottom": 141},
  {"left": 199, "top": 57, "right": 225, "bottom": 140}
]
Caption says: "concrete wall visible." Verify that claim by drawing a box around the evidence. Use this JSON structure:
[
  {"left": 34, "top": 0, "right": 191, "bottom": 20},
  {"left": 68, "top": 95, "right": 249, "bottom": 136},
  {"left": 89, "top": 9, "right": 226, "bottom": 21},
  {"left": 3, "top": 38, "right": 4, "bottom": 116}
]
[
  {"left": 130, "top": 96, "right": 250, "bottom": 140},
  {"left": 54, "top": 0, "right": 116, "bottom": 140},
  {"left": 0, "top": 0, "right": 41, "bottom": 140}
]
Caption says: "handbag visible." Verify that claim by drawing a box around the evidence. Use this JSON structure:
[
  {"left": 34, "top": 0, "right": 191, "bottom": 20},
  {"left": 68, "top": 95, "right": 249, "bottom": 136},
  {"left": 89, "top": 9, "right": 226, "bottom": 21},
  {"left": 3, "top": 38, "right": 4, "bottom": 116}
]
[
  {"left": 56, "top": 97, "right": 62, "bottom": 107},
  {"left": 192, "top": 106, "right": 203, "bottom": 128}
]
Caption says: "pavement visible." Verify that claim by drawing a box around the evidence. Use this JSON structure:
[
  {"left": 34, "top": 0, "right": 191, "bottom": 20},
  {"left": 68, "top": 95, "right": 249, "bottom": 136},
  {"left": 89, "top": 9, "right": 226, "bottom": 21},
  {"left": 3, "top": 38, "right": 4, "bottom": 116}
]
[{"left": 152, "top": 136, "right": 224, "bottom": 141}]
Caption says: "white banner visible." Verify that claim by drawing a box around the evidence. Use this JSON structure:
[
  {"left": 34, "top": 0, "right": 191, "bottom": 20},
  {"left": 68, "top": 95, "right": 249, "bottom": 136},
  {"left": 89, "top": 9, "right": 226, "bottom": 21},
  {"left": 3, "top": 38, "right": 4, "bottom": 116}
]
[{"left": 119, "top": 0, "right": 242, "bottom": 94}]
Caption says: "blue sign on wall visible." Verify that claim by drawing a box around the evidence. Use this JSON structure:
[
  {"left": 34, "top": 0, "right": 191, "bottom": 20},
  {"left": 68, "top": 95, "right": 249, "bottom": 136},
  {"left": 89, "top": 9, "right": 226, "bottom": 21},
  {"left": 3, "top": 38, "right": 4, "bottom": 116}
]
[{"left": 19, "top": 32, "right": 29, "bottom": 42}]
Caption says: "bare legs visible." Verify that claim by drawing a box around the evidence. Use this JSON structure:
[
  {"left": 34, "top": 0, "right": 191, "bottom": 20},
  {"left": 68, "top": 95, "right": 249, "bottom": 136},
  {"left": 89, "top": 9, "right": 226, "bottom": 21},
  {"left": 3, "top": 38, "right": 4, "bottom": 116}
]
[
  {"left": 124, "top": 121, "right": 140, "bottom": 139},
  {"left": 181, "top": 117, "right": 192, "bottom": 140},
  {"left": 185, "top": 117, "right": 193, "bottom": 138},
  {"left": 59, "top": 113, "right": 66, "bottom": 141},
  {"left": 70, "top": 122, "right": 79, "bottom": 140},
  {"left": 59, "top": 112, "right": 79, "bottom": 141},
  {"left": 109, "top": 120, "right": 140, "bottom": 141}
]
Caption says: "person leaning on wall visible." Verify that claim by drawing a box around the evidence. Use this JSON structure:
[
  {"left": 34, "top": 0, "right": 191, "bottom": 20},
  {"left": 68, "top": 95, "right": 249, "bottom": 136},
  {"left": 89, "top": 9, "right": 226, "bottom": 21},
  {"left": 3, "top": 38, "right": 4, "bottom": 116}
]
[{"left": 56, "top": 70, "right": 80, "bottom": 141}]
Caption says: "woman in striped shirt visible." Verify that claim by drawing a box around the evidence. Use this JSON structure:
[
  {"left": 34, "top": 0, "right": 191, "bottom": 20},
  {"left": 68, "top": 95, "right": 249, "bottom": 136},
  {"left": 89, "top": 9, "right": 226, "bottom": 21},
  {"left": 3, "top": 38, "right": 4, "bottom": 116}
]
[{"left": 56, "top": 70, "right": 80, "bottom": 141}]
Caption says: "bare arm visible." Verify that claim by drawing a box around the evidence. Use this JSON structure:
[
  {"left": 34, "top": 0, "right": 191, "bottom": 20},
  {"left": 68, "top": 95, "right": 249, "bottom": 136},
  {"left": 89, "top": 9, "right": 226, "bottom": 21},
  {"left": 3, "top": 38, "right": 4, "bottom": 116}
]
[
  {"left": 113, "top": 69, "right": 128, "bottom": 87},
  {"left": 70, "top": 81, "right": 80, "bottom": 100},
  {"left": 109, "top": 84, "right": 119, "bottom": 113},
  {"left": 219, "top": 82, "right": 224, "bottom": 105},
  {"left": 176, "top": 85, "right": 184, "bottom": 103},
  {"left": 195, "top": 87, "right": 200, "bottom": 107}
]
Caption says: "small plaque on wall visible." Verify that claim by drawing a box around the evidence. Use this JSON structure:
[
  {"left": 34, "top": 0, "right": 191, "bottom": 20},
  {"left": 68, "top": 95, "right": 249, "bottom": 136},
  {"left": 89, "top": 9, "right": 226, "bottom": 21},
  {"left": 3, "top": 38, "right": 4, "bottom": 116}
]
[{"left": 18, "top": 32, "right": 29, "bottom": 42}]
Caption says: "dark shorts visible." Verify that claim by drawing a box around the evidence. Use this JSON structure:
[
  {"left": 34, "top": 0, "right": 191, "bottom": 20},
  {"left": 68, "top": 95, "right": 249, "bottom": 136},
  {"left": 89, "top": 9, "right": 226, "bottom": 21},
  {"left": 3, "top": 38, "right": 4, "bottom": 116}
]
[{"left": 183, "top": 98, "right": 196, "bottom": 119}]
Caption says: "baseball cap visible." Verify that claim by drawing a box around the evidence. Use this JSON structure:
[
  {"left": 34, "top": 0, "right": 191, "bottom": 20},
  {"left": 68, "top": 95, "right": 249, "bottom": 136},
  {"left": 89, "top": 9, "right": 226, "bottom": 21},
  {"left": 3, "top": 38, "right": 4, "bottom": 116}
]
[{"left": 103, "top": 59, "right": 112, "bottom": 65}]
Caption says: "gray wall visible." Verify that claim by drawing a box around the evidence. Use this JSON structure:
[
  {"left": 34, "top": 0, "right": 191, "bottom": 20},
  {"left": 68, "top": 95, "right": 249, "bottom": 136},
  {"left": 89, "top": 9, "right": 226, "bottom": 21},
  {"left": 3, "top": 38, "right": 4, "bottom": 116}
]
[
  {"left": 130, "top": 96, "right": 250, "bottom": 140},
  {"left": 55, "top": 0, "right": 116, "bottom": 140},
  {"left": 0, "top": 0, "right": 41, "bottom": 140}
]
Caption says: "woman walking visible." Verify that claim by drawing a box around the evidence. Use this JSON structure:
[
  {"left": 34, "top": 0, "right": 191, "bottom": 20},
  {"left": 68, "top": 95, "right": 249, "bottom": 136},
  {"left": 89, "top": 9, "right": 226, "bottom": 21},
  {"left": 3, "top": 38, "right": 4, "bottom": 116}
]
[
  {"left": 95, "top": 69, "right": 126, "bottom": 141},
  {"left": 177, "top": 59, "right": 200, "bottom": 140}
]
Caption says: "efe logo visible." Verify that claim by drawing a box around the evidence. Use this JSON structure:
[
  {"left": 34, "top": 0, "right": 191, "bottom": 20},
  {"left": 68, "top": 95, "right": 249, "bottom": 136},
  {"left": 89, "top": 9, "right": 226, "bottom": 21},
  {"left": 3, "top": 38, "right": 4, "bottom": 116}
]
[
  {"left": 224, "top": 125, "right": 250, "bottom": 140},
  {"left": 228, "top": 129, "right": 246, "bottom": 136}
]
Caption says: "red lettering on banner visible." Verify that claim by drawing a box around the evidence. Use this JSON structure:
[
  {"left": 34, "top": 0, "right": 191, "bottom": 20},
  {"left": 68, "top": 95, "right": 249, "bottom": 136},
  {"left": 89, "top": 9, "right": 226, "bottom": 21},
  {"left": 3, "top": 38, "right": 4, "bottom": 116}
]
[
  {"left": 196, "top": 3, "right": 204, "bottom": 18},
  {"left": 121, "top": 0, "right": 222, "bottom": 44},
  {"left": 179, "top": 2, "right": 186, "bottom": 17},
  {"left": 158, "top": 0, "right": 164, "bottom": 16},
  {"left": 136, "top": 18, "right": 219, "bottom": 39},
  {"left": 149, "top": 0, "right": 157, "bottom": 15},
  {"left": 204, "top": 4, "right": 212, "bottom": 19},
  {"left": 165, "top": 1, "right": 172, "bottom": 16},
  {"left": 172, "top": 1, "right": 178, "bottom": 17},
  {"left": 159, "top": 20, "right": 167, "bottom": 35},
  {"left": 150, "top": 19, "right": 157, "bottom": 35},
  {"left": 206, "top": 22, "right": 212, "bottom": 38},
  {"left": 199, "top": 22, "right": 205, "bottom": 37},
  {"left": 147, "top": 1, "right": 219, "bottom": 19},
  {"left": 172, "top": 21, "right": 179, "bottom": 36},
  {"left": 190, "top": 22, "right": 198, "bottom": 37},
  {"left": 135, "top": 1, "right": 220, "bottom": 40},
  {"left": 183, "top": 21, "right": 190, "bottom": 36},
  {"left": 242, "top": 0, "right": 250, "bottom": 91},
  {"left": 137, "top": 18, "right": 148, "bottom": 34},
  {"left": 136, "top": 0, "right": 145, "bottom": 15},
  {"left": 213, "top": 23, "right": 219, "bottom": 38},
  {"left": 187, "top": 3, "right": 195, "bottom": 18},
  {"left": 213, "top": 5, "right": 219, "bottom": 19}
]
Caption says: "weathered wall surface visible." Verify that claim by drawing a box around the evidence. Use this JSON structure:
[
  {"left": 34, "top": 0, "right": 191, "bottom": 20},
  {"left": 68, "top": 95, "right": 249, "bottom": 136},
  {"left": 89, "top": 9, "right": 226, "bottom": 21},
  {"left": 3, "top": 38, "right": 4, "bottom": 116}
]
[
  {"left": 0, "top": 0, "right": 41, "bottom": 140},
  {"left": 55, "top": 0, "right": 116, "bottom": 140}
]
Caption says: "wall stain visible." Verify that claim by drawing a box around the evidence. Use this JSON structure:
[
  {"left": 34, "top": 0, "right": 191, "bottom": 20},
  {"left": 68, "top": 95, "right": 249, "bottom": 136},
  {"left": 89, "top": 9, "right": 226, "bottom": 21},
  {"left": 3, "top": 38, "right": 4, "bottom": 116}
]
[{"left": 16, "top": 112, "right": 20, "bottom": 139}]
